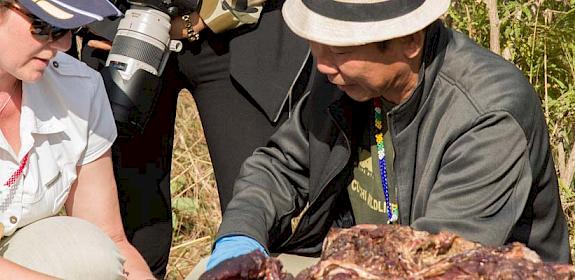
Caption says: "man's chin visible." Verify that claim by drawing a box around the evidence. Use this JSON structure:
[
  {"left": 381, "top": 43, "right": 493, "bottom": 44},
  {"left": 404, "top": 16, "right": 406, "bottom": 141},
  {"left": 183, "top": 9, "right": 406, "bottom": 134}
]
[
  {"left": 345, "top": 91, "right": 373, "bottom": 103},
  {"left": 336, "top": 85, "right": 376, "bottom": 102}
]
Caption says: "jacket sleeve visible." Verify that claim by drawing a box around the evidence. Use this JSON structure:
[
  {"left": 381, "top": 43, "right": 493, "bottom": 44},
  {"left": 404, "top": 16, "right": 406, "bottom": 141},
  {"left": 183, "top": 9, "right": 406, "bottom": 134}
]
[
  {"left": 411, "top": 110, "right": 533, "bottom": 246},
  {"left": 216, "top": 94, "right": 311, "bottom": 249},
  {"left": 199, "top": 0, "right": 265, "bottom": 33}
]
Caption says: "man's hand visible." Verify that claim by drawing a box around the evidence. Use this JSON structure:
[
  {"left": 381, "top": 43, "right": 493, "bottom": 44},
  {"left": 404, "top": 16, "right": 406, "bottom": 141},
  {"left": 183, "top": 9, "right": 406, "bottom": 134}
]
[
  {"left": 206, "top": 235, "right": 267, "bottom": 271},
  {"left": 200, "top": 251, "right": 277, "bottom": 280}
]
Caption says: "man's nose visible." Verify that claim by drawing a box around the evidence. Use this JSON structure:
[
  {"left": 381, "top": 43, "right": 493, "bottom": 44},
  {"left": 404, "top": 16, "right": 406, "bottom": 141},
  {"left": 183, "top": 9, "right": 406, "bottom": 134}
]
[{"left": 315, "top": 58, "right": 339, "bottom": 76}]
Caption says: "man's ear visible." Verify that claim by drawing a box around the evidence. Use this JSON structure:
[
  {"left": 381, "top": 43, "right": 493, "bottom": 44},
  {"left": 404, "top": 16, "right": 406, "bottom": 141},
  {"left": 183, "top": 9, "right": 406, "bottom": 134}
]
[{"left": 401, "top": 30, "right": 425, "bottom": 59}]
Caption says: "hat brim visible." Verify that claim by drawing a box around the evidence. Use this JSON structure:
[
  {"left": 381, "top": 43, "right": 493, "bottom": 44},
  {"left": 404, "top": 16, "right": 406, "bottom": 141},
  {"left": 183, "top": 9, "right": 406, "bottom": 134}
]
[
  {"left": 282, "top": 0, "right": 450, "bottom": 46},
  {"left": 19, "top": 0, "right": 122, "bottom": 29}
]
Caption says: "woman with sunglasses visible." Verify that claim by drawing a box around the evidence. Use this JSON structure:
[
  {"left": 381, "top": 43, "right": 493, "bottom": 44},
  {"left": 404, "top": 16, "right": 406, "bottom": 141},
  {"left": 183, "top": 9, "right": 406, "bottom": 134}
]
[{"left": 0, "top": 0, "right": 155, "bottom": 279}]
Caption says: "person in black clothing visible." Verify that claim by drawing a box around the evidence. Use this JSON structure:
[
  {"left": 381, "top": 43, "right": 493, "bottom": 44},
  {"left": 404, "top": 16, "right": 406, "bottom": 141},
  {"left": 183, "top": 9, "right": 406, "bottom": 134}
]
[{"left": 72, "top": 0, "right": 312, "bottom": 277}]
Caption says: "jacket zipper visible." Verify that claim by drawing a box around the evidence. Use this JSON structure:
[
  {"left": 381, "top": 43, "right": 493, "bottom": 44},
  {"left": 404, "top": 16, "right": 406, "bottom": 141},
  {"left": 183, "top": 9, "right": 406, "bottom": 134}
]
[{"left": 386, "top": 112, "right": 402, "bottom": 224}]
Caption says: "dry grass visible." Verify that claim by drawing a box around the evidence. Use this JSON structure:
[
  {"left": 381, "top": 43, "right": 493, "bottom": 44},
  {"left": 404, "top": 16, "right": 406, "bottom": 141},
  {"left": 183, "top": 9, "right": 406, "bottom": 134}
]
[{"left": 167, "top": 90, "right": 220, "bottom": 279}]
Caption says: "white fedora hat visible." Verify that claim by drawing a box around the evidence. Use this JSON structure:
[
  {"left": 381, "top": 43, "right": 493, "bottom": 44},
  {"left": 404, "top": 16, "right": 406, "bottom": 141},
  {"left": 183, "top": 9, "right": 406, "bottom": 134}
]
[{"left": 282, "top": 0, "right": 450, "bottom": 46}]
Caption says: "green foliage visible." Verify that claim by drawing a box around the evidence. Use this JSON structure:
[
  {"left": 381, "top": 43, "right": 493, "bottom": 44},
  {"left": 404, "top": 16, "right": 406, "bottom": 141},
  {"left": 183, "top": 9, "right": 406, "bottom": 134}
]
[
  {"left": 448, "top": 0, "right": 575, "bottom": 163},
  {"left": 447, "top": 0, "right": 490, "bottom": 46},
  {"left": 173, "top": 197, "right": 199, "bottom": 214}
]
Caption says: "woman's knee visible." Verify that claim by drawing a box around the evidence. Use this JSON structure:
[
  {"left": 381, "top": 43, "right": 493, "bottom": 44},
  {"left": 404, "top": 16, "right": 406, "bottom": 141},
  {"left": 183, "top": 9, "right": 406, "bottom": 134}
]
[{"left": 1, "top": 216, "right": 126, "bottom": 279}]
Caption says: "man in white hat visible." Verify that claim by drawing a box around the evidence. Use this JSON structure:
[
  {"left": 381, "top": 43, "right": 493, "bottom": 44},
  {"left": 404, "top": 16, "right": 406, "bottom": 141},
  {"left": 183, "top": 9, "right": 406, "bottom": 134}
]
[{"left": 194, "top": 0, "right": 570, "bottom": 276}]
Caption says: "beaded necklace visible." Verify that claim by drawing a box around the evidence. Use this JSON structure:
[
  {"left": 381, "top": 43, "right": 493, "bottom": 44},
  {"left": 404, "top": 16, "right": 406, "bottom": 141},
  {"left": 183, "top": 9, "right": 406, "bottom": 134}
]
[{"left": 374, "top": 97, "right": 397, "bottom": 223}]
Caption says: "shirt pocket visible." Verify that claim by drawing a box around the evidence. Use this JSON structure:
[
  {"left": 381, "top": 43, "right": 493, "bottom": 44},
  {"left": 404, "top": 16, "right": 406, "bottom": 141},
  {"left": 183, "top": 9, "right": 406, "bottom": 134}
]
[
  {"left": 22, "top": 149, "right": 76, "bottom": 215},
  {"left": 21, "top": 153, "right": 59, "bottom": 204},
  {"left": 19, "top": 163, "right": 59, "bottom": 225}
]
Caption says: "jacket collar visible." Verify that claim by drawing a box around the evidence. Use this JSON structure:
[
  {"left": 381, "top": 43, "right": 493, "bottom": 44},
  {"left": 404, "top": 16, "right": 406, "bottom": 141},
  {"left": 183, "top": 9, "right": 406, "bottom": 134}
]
[{"left": 386, "top": 20, "right": 449, "bottom": 133}]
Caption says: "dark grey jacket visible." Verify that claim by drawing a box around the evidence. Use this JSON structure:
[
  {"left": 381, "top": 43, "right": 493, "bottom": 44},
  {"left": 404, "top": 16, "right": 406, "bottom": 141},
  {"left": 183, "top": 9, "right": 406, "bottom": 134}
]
[{"left": 218, "top": 22, "right": 571, "bottom": 263}]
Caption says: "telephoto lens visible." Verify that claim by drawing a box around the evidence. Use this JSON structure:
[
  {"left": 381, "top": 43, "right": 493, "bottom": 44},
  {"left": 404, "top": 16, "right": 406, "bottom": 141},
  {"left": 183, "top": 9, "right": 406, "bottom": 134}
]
[{"left": 101, "top": 6, "right": 183, "bottom": 136}]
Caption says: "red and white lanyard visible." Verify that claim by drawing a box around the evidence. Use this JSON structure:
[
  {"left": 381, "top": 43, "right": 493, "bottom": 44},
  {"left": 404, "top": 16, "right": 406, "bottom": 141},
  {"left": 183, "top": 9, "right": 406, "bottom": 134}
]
[{"left": 3, "top": 153, "right": 29, "bottom": 188}]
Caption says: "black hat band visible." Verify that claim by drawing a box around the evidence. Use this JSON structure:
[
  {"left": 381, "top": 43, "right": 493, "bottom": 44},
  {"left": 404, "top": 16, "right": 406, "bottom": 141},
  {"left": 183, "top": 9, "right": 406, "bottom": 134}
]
[{"left": 301, "top": 0, "right": 425, "bottom": 22}]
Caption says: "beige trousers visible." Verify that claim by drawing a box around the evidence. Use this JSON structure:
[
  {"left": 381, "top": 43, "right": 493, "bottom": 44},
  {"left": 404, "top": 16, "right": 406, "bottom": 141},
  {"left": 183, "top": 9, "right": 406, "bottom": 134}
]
[
  {"left": 186, "top": 254, "right": 319, "bottom": 280},
  {"left": 0, "top": 216, "right": 126, "bottom": 279}
]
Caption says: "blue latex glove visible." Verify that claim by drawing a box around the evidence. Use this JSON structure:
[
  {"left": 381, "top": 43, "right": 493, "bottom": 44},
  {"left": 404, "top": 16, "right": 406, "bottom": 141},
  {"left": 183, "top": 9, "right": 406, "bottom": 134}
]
[{"left": 206, "top": 235, "right": 268, "bottom": 271}]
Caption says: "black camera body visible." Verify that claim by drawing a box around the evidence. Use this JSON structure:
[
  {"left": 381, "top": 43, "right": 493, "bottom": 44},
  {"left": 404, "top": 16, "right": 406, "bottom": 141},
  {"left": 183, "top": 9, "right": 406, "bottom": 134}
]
[
  {"left": 101, "top": 0, "right": 198, "bottom": 136},
  {"left": 127, "top": 0, "right": 198, "bottom": 15}
]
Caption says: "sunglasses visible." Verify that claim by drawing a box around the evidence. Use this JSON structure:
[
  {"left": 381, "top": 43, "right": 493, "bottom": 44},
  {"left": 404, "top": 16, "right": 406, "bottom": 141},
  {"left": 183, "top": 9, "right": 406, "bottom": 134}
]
[{"left": 2, "top": 2, "right": 71, "bottom": 42}]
